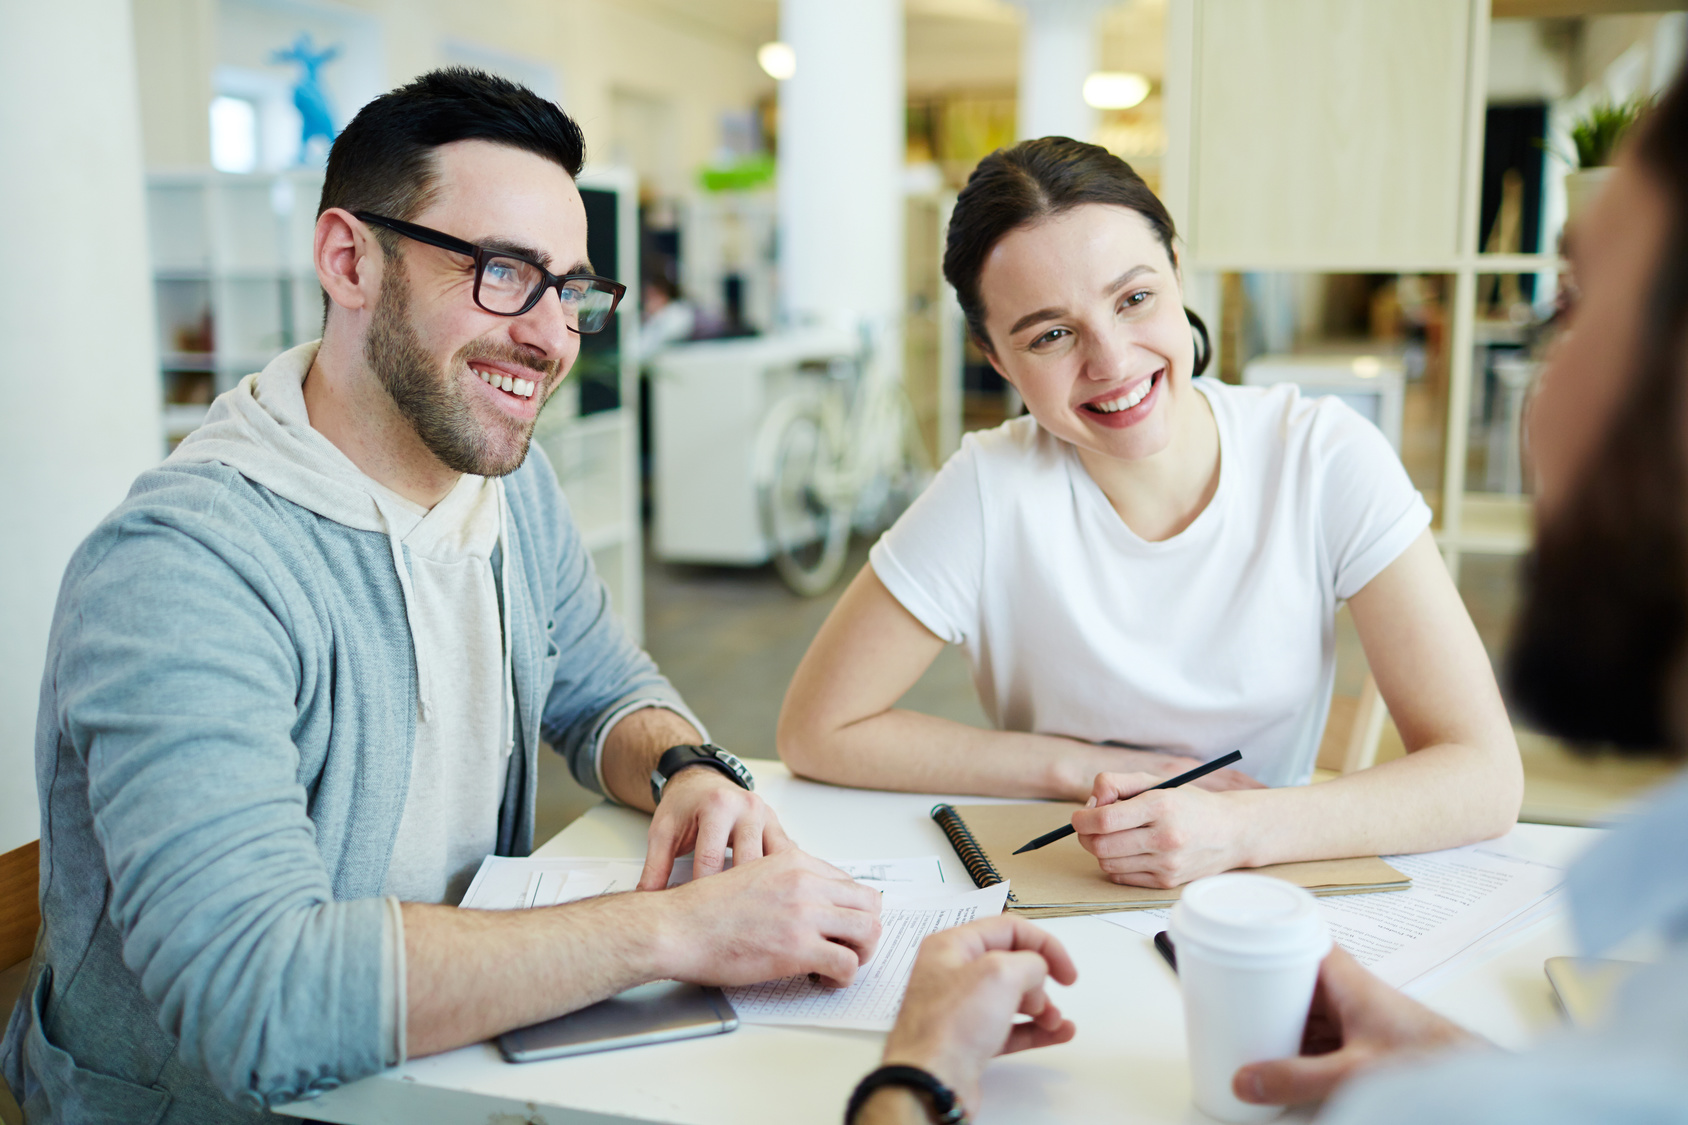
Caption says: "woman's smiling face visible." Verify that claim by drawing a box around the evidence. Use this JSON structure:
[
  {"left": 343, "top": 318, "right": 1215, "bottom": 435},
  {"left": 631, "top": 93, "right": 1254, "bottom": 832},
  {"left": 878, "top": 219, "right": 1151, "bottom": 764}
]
[{"left": 978, "top": 203, "right": 1194, "bottom": 463}]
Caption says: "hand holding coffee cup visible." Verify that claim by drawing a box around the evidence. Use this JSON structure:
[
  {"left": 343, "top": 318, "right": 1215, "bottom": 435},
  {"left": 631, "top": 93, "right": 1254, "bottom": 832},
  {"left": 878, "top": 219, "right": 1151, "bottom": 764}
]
[{"left": 1169, "top": 873, "right": 1330, "bottom": 1123}]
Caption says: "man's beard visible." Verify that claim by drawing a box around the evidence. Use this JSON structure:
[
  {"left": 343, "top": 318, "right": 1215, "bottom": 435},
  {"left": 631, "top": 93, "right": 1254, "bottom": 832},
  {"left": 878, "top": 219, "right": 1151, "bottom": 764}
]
[
  {"left": 363, "top": 265, "right": 558, "bottom": 477},
  {"left": 1505, "top": 397, "right": 1688, "bottom": 758}
]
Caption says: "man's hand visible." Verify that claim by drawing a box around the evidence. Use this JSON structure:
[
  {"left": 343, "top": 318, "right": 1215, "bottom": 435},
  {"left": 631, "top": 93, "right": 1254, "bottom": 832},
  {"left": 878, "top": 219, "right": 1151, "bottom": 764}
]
[
  {"left": 1232, "top": 945, "right": 1478, "bottom": 1107},
  {"left": 656, "top": 850, "right": 882, "bottom": 987},
  {"left": 1070, "top": 771, "right": 1255, "bottom": 887},
  {"left": 637, "top": 766, "right": 794, "bottom": 890},
  {"left": 879, "top": 916, "right": 1078, "bottom": 1114}
]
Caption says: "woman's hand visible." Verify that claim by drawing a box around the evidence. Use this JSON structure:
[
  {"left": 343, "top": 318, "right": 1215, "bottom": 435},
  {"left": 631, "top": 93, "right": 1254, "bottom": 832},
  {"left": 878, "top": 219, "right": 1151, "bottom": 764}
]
[
  {"left": 1070, "top": 771, "right": 1256, "bottom": 887},
  {"left": 1060, "top": 743, "right": 1262, "bottom": 797},
  {"left": 878, "top": 916, "right": 1079, "bottom": 1115},
  {"left": 1232, "top": 945, "right": 1479, "bottom": 1107}
]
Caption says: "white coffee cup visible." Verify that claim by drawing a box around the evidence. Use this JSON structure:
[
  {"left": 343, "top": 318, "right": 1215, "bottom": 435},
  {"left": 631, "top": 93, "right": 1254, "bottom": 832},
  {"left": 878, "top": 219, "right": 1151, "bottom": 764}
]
[{"left": 1169, "top": 873, "right": 1332, "bottom": 1123}]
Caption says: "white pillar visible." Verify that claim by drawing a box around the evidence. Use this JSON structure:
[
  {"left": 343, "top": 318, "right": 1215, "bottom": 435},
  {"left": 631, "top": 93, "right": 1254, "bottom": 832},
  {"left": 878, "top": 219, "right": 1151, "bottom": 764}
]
[
  {"left": 0, "top": 0, "right": 162, "bottom": 851},
  {"left": 1013, "top": 0, "right": 1110, "bottom": 142},
  {"left": 776, "top": 0, "right": 904, "bottom": 341}
]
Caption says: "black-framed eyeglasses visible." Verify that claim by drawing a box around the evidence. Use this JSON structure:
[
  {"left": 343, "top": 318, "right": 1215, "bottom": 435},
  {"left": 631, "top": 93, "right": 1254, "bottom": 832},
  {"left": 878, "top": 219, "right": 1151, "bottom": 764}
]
[{"left": 354, "top": 212, "right": 626, "bottom": 334}]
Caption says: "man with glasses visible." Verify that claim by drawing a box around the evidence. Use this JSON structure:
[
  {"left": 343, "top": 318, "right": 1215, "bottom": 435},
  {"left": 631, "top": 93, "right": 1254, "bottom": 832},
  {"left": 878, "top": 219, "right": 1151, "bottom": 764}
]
[{"left": 3, "top": 69, "right": 882, "bottom": 1125}]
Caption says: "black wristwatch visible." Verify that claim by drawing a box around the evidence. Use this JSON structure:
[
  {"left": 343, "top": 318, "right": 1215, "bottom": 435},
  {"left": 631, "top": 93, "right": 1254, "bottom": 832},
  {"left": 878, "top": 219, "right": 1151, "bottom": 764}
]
[
  {"left": 845, "top": 1065, "right": 969, "bottom": 1124},
  {"left": 649, "top": 743, "right": 755, "bottom": 805}
]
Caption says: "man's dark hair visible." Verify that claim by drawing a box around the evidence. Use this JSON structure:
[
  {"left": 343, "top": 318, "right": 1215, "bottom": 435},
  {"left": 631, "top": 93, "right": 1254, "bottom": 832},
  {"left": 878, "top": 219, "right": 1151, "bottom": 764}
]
[
  {"left": 318, "top": 66, "right": 586, "bottom": 241},
  {"left": 1505, "top": 47, "right": 1688, "bottom": 759},
  {"left": 941, "top": 136, "right": 1209, "bottom": 375}
]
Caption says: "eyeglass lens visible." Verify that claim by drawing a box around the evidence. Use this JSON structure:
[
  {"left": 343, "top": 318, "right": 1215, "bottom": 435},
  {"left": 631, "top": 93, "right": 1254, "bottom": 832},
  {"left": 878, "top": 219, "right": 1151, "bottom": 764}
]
[{"left": 476, "top": 255, "right": 619, "bottom": 332}]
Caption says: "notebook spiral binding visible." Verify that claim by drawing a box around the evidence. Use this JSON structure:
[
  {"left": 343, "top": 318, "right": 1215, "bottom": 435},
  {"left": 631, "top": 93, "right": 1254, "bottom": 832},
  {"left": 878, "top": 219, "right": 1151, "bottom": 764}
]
[{"left": 930, "top": 804, "right": 1018, "bottom": 903}]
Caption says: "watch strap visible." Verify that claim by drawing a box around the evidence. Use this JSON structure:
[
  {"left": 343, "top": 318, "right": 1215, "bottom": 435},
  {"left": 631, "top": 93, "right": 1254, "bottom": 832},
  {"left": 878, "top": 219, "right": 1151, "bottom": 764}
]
[
  {"left": 844, "top": 1065, "right": 969, "bottom": 1125},
  {"left": 650, "top": 744, "right": 753, "bottom": 805}
]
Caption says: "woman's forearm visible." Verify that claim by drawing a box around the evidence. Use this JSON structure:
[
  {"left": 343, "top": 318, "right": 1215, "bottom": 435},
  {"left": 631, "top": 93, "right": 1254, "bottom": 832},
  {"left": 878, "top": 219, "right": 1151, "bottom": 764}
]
[
  {"left": 1230, "top": 738, "right": 1523, "bottom": 868},
  {"left": 781, "top": 705, "right": 1138, "bottom": 800}
]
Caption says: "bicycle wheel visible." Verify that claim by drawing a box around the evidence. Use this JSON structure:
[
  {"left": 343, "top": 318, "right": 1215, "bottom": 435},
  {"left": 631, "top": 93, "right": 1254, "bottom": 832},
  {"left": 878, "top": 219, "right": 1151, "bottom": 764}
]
[{"left": 757, "top": 395, "right": 852, "bottom": 597}]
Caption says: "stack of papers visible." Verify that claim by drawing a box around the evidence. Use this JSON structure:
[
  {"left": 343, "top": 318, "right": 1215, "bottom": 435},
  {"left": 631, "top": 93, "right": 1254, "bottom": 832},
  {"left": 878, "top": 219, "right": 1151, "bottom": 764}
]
[
  {"left": 1102, "top": 839, "right": 1565, "bottom": 994},
  {"left": 459, "top": 853, "right": 996, "bottom": 1032}
]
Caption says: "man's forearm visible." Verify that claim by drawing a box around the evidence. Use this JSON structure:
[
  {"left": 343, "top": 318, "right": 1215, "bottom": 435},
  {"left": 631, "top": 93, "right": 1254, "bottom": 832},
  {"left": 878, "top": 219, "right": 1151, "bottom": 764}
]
[
  {"left": 600, "top": 704, "right": 706, "bottom": 811},
  {"left": 852, "top": 1087, "right": 936, "bottom": 1125},
  {"left": 403, "top": 893, "right": 671, "bottom": 1057}
]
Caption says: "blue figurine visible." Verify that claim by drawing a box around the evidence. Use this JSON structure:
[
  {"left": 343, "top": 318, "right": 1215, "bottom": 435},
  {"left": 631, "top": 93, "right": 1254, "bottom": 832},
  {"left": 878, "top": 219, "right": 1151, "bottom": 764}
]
[{"left": 271, "top": 33, "right": 340, "bottom": 160}]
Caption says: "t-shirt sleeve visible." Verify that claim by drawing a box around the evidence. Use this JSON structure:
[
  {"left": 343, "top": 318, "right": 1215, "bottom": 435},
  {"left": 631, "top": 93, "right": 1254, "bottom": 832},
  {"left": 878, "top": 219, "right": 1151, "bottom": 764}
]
[
  {"left": 1312, "top": 398, "right": 1433, "bottom": 600},
  {"left": 867, "top": 438, "right": 986, "bottom": 645}
]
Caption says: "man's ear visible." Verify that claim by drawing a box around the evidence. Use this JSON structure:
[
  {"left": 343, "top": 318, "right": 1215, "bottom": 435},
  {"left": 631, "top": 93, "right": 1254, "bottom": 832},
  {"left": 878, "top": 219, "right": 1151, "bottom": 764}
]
[{"left": 315, "top": 207, "right": 381, "bottom": 315}]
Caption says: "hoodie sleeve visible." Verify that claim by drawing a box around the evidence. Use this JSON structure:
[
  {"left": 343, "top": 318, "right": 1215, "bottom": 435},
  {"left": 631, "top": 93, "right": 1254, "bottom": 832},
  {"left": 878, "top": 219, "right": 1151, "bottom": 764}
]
[
  {"left": 514, "top": 453, "right": 707, "bottom": 797},
  {"left": 55, "top": 504, "right": 396, "bottom": 1111}
]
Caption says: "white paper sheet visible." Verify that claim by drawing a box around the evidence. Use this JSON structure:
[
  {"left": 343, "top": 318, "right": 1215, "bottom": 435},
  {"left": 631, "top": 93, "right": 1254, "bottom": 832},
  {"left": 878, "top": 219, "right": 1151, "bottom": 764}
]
[
  {"left": 724, "top": 883, "right": 1012, "bottom": 1031},
  {"left": 461, "top": 854, "right": 952, "bottom": 909},
  {"left": 458, "top": 857, "right": 645, "bottom": 910},
  {"left": 1101, "top": 840, "right": 1565, "bottom": 991}
]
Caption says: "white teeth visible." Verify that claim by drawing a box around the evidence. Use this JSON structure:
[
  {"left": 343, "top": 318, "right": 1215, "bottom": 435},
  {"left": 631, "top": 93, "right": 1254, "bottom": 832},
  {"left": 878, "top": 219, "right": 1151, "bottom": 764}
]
[
  {"left": 474, "top": 367, "right": 536, "bottom": 398},
  {"left": 1093, "top": 376, "right": 1154, "bottom": 413}
]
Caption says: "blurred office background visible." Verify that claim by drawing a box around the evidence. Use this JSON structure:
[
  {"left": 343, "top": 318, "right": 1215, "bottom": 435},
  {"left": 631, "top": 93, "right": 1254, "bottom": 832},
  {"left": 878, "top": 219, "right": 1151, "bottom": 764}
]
[{"left": 3, "top": 0, "right": 1687, "bottom": 870}]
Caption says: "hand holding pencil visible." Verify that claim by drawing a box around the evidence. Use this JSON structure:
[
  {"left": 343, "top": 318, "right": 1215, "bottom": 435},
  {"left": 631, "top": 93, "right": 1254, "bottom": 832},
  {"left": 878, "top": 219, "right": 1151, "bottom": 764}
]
[{"left": 1064, "top": 751, "right": 1264, "bottom": 890}]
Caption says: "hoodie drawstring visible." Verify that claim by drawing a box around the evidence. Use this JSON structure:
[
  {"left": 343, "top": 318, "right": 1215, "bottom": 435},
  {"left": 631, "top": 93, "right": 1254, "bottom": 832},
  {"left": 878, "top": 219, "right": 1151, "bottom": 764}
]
[
  {"left": 497, "top": 480, "right": 515, "bottom": 760},
  {"left": 378, "top": 508, "right": 435, "bottom": 724}
]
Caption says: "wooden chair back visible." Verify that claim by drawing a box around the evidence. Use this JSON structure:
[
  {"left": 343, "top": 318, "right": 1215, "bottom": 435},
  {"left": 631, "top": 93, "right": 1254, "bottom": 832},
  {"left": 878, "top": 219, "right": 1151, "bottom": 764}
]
[
  {"left": 0, "top": 840, "right": 41, "bottom": 970},
  {"left": 1317, "top": 673, "right": 1387, "bottom": 776}
]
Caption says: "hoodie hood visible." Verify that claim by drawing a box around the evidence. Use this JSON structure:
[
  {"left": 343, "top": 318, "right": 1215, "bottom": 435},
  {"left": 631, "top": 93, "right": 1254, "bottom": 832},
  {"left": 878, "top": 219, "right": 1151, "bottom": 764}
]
[{"left": 170, "top": 341, "right": 511, "bottom": 728}]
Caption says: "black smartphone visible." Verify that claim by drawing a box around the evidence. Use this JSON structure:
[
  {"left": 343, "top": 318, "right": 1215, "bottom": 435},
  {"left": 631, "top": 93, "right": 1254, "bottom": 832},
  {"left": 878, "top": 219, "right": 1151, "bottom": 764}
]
[{"left": 1154, "top": 930, "right": 1178, "bottom": 974}]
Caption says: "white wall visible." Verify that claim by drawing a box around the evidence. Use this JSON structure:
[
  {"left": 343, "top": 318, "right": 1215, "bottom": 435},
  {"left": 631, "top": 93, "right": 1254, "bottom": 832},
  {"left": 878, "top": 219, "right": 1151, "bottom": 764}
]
[
  {"left": 131, "top": 0, "right": 776, "bottom": 187},
  {"left": 0, "top": 0, "right": 162, "bottom": 853}
]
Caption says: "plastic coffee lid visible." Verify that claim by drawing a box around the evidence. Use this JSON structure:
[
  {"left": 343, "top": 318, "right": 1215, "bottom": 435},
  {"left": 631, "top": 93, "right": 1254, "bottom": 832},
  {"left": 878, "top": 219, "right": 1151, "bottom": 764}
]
[{"left": 1170, "top": 873, "right": 1331, "bottom": 962}]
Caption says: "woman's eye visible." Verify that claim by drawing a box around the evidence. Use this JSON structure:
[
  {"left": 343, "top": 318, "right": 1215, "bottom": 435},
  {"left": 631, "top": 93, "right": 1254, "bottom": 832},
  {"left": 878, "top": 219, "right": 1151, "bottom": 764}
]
[
  {"left": 1031, "top": 327, "right": 1070, "bottom": 348},
  {"left": 1121, "top": 290, "right": 1151, "bottom": 309}
]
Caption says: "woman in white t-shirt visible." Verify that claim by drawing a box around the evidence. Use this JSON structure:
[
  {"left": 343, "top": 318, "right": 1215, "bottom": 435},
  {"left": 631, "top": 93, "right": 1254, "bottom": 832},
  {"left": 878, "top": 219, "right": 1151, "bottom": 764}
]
[{"left": 778, "top": 138, "right": 1522, "bottom": 888}]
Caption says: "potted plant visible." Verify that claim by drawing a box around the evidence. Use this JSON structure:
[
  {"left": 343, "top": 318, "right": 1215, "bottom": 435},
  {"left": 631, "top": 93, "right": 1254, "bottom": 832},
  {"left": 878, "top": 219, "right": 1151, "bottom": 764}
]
[{"left": 1564, "top": 97, "right": 1650, "bottom": 222}]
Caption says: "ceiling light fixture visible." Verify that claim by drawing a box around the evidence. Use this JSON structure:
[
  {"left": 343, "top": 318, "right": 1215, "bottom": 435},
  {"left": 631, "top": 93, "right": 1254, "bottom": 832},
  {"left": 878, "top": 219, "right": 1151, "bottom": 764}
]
[
  {"left": 758, "top": 41, "right": 796, "bottom": 81},
  {"left": 1083, "top": 71, "right": 1151, "bottom": 110}
]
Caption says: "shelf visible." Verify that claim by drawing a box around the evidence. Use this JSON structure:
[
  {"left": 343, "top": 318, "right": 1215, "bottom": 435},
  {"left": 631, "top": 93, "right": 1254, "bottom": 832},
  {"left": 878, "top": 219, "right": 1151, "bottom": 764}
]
[
  {"left": 162, "top": 404, "right": 210, "bottom": 439},
  {"left": 1436, "top": 492, "right": 1533, "bottom": 555},
  {"left": 1186, "top": 253, "right": 1567, "bottom": 274}
]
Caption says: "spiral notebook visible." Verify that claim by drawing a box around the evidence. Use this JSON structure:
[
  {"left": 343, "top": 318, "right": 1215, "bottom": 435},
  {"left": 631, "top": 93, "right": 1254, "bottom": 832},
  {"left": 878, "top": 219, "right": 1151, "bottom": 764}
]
[{"left": 931, "top": 802, "right": 1410, "bottom": 918}]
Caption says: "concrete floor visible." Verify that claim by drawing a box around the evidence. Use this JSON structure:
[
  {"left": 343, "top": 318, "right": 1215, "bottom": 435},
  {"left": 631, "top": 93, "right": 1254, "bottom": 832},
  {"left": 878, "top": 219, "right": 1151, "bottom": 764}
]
[
  {"left": 533, "top": 543, "right": 988, "bottom": 843},
  {"left": 534, "top": 536, "right": 1677, "bottom": 845}
]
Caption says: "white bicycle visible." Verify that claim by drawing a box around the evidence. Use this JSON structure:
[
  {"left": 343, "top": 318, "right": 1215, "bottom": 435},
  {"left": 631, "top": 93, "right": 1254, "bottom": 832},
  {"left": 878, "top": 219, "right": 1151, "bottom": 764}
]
[{"left": 754, "top": 342, "right": 933, "bottom": 596}]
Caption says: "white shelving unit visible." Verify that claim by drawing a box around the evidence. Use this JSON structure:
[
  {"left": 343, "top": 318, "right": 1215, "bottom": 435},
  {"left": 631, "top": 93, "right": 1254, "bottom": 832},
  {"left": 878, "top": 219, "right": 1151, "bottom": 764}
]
[
  {"left": 1162, "top": 0, "right": 1581, "bottom": 576},
  {"left": 536, "top": 165, "right": 643, "bottom": 640},
  {"left": 147, "top": 169, "right": 326, "bottom": 450},
  {"left": 145, "top": 165, "right": 645, "bottom": 639}
]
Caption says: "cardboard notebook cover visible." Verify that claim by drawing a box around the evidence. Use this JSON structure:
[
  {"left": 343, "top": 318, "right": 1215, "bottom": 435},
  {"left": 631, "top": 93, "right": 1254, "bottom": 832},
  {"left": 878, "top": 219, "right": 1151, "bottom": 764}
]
[{"left": 936, "top": 802, "right": 1409, "bottom": 917}]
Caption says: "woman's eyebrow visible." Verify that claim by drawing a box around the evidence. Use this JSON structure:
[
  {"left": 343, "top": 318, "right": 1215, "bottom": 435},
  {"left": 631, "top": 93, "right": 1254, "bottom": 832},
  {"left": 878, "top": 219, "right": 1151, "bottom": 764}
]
[
  {"left": 1104, "top": 264, "right": 1155, "bottom": 293},
  {"left": 1007, "top": 264, "right": 1159, "bottom": 337}
]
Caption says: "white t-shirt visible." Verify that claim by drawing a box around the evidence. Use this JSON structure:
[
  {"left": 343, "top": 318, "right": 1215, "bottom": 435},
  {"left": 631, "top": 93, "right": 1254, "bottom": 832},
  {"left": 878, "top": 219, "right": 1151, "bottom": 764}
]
[{"left": 868, "top": 378, "right": 1431, "bottom": 788}]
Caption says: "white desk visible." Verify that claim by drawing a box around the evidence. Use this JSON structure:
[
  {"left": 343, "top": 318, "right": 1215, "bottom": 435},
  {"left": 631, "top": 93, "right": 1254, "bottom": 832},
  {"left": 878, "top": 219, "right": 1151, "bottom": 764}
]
[{"left": 283, "top": 763, "right": 1598, "bottom": 1125}]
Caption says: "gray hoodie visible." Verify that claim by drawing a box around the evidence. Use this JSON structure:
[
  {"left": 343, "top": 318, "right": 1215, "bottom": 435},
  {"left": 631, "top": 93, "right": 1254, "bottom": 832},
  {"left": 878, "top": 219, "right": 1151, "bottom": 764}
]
[
  {"left": 171, "top": 343, "right": 516, "bottom": 905},
  {"left": 4, "top": 341, "right": 701, "bottom": 1123}
]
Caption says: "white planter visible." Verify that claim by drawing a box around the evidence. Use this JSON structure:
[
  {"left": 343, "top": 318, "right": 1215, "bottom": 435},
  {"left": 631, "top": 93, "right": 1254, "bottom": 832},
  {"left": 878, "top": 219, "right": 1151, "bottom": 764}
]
[{"left": 1564, "top": 167, "right": 1616, "bottom": 226}]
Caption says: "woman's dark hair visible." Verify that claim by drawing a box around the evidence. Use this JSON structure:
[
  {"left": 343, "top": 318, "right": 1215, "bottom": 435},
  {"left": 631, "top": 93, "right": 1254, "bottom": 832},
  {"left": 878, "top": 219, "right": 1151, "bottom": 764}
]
[
  {"left": 318, "top": 66, "right": 586, "bottom": 233},
  {"left": 942, "top": 136, "right": 1209, "bottom": 376},
  {"left": 1505, "top": 48, "right": 1688, "bottom": 758}
]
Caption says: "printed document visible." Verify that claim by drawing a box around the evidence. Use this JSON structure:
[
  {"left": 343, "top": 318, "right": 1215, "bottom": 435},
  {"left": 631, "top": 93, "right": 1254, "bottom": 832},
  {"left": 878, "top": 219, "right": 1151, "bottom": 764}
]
[
  {"left": 461, "top": 853, "right": 952, "bottom": 910},
  {"left": 459, "top": 857, "right": 644, "bottom": 910},
  {"left": 725, "top": 883, "right": 1012, "bottom": 1031},
  {"left": 1102, "top": 840, "right": 1564, "bottom": 991}
]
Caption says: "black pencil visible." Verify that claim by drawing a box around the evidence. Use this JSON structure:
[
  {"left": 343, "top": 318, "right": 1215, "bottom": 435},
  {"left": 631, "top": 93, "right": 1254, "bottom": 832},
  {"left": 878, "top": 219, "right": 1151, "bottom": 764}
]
[{"left": 1011, "top": 750, "right": 1244, "bottom": 854}]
